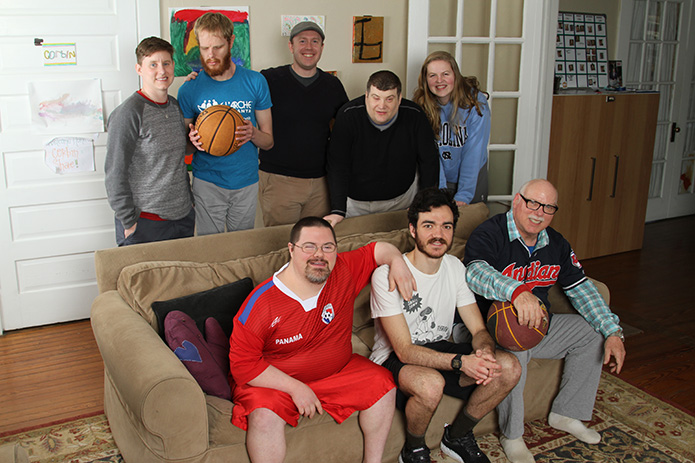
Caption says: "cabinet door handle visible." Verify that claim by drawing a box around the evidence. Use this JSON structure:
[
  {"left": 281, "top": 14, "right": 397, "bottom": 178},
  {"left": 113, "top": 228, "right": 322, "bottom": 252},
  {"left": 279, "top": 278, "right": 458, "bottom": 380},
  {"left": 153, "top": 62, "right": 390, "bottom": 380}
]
[
  {"left": 587, "top": 157, "right": 596, "bottom": 201},
  {"left": 611, "top": 155, "right": 620, "bottom": 197}
]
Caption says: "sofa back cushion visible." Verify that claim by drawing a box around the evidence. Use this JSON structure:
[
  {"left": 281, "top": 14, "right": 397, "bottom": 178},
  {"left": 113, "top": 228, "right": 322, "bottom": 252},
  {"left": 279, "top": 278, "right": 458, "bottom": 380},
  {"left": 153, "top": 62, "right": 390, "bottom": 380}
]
[
  {"left": 118, "top": 249, "right": 290, "bottom": 329},
  {"left": 117, "top": 229, "right": 412, "bottom": 331}
]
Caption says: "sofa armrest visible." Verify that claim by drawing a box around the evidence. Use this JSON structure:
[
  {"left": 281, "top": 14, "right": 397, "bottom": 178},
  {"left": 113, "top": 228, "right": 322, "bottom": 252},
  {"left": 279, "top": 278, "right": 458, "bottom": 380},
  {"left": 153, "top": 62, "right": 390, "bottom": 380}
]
[{"left": 91, "top": 291, "right": 209, "bottom": 459}]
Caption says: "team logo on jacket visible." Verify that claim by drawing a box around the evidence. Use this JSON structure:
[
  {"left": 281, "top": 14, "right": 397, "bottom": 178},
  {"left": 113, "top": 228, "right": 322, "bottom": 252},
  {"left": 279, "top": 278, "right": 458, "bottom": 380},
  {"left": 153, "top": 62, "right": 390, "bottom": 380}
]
[
  {"left": 502, "top": 261, "right": 561, "bottom": 289},
  {"left": 321, "top": 304, "right": 335, "bottom": 324},
  {"left": 570, "top": 250, "right": 582, "bottom": 269}
]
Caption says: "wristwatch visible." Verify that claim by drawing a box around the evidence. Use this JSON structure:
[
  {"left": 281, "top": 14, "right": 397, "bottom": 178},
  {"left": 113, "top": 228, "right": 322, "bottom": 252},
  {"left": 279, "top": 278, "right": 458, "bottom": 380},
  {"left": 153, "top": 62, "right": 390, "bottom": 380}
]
[
  {"left": 609, "top": 330, "right": 625, "bottom": 342},
  {"left": 451, "top": 353, "right": 463, "bottom": 370}
]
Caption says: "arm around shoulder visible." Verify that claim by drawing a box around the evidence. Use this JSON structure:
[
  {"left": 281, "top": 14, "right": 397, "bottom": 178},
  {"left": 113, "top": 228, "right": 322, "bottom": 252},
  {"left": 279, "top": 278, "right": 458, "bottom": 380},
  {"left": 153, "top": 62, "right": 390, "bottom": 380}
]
[{"left": 373, "top": 243, "right": 416, "bottom": 301}]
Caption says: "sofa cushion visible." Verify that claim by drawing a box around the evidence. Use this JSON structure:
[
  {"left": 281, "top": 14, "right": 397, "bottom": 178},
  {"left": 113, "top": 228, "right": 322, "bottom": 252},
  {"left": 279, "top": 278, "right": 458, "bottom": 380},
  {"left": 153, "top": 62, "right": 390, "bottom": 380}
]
[
  {"left": 152, "top": 278, "right": 254, "bottom": 339},
  {"left": 164, "top": 310, "right": 231, "bottom": 400},
  {"left": 117, "top": 248, "right": 290, "bottom": 328}
]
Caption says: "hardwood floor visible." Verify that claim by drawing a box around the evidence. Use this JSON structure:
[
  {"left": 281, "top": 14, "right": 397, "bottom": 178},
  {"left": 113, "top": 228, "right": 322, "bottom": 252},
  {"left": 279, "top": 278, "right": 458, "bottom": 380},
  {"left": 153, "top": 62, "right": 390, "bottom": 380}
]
[
  {"left": 0, "top": 320, "right": 104, "bottom": 435},
  {"left": 0, "top": 215, "right": 693, "bottom": 435},
  {"left": 581, "top": 214, "right": 695, "bottom": 414}
]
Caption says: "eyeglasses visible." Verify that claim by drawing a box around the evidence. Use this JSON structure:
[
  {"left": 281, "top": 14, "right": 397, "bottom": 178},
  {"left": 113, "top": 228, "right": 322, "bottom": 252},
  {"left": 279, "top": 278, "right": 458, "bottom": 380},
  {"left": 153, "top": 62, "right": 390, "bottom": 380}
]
[
  {"left": 292, "top": 242, "right": 337, "bottom": 254},
  {"left": 519, "top": 194, "right": 559, "bottom": 215}
]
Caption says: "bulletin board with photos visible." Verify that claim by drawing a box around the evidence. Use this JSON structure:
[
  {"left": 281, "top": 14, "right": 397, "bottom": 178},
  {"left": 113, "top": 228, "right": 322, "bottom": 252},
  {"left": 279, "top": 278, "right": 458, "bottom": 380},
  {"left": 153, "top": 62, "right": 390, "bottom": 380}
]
[{"left": 555, "top": 12, "right": 609, "bottom": 89}]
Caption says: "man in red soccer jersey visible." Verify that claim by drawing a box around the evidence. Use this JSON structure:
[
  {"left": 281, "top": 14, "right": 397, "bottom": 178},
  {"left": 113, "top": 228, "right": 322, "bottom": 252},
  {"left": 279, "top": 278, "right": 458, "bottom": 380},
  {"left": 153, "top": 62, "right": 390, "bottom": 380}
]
[{"left": 229, "top": 217, "right": 415, "bottom": 463}]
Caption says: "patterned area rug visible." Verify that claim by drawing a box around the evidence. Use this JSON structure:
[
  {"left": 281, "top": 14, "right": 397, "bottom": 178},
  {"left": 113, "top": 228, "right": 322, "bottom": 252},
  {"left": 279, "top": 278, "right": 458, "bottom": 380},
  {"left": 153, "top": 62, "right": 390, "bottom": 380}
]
[{"left": 1, "top": 373, "right": 692, "bottom": 463}]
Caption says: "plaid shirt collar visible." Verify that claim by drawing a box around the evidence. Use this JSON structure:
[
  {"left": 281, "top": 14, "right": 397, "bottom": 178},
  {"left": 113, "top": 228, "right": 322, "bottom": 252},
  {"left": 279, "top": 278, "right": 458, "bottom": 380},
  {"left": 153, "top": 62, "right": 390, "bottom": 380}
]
[{"left": 505, "top": 210, "right": 549, "bottom": 249}]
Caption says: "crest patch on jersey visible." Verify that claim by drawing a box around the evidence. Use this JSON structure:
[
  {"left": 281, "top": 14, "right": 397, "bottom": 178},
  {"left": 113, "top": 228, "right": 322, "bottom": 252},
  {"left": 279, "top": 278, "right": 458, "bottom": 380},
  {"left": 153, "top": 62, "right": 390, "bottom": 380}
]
[
  {"left": 403, "top": 293, "right": 422, "bottom": 314},
  {"left": 570, "top": 250, "right": 582, "bottom": 269},
  {"left": 321, "top": 304, "right": 335, "bottom": 324}
]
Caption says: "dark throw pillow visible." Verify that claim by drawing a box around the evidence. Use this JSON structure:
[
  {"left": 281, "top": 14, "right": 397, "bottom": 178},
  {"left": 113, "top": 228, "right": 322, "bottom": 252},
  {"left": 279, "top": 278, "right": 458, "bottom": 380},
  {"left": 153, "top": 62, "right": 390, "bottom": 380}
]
[
  {"left": 164, "top": 310, "right": 231, "bottom": 399},
  {"left": 152, "top": 277, "right": 254, "bottom": 340}
]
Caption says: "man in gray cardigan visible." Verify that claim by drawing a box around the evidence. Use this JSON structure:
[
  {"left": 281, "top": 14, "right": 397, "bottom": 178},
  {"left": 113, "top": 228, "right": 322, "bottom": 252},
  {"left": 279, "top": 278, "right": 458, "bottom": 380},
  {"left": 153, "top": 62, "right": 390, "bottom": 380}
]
[{"left": 105, "top": 37, "right": 194, "bottom": 246}]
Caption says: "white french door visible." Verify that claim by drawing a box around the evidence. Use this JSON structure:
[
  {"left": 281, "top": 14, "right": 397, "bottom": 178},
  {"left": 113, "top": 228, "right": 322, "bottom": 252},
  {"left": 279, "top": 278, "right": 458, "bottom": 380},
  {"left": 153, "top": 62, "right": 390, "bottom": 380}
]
[
  {"left": 407, "top": 0, "right": 557, "bottom": 201},
  {"left": 619, "top": 0, "right": 695, "bottom": 220}
]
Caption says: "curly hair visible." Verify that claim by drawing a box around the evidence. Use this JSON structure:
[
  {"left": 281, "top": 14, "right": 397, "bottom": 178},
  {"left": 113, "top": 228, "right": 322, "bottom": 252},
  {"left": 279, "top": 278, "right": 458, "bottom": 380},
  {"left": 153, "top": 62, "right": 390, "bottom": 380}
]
[
  {"left": 413, "top": 51, "right": 487, "bottom": 140},
  {"left": 407, "top": 188, "right": 459, "bottom": 230}
]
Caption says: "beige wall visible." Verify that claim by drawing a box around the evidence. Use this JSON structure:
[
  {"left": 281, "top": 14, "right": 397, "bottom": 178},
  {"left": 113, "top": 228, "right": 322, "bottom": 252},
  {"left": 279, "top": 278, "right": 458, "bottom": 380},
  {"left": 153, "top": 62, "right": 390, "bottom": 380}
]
[
  {"left": 161, "top": 0, "right": 409, "bottom": 100},
  {"left": 559, "top": 0, "right": 621, "bottom": 59}
]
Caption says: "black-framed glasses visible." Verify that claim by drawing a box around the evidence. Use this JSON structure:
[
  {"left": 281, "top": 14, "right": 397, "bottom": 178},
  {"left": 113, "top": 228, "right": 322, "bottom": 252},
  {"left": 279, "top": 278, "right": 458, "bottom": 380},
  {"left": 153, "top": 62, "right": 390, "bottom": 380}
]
[
  {"left": 291, "top": 242, "right": 337, "bottom": 254},
  {"left": 519, "top": 194, "right": 559, "bottom": 215}
]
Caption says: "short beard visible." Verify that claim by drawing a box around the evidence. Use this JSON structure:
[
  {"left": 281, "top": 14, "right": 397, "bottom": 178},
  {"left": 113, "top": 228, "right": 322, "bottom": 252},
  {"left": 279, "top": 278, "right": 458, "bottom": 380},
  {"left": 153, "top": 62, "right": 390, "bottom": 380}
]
[
  {"left": 305, "top": 259, "right": 331, "bottom": 284},
  {"left": 202, "top": 53, "right": 232, "bottom": 77},
  {"left": 414, "top": 235, "right": 451, "bottom": 259}
]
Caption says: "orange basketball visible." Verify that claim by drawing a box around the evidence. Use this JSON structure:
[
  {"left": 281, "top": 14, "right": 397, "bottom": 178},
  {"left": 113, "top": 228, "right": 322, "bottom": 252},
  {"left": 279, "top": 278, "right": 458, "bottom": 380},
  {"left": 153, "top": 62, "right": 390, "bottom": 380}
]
[
  {"left": 486, "top": 300, "right": 549, "bottom": 351},
  {"left": 194, "top": 105, "right": 246, "bottom": 156}
]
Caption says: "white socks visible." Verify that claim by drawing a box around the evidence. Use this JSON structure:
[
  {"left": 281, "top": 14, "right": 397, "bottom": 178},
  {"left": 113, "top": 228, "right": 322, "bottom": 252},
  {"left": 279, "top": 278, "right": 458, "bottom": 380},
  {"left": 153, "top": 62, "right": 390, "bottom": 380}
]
[
  {"left": 500, "top": 413, "right": 600, "bottom": 463},
  {"left": 548, "top": 412, "right": 601, "bottom": 444},
  {"left": 499, "top": 435, "right": 535, "bottom": 463}
]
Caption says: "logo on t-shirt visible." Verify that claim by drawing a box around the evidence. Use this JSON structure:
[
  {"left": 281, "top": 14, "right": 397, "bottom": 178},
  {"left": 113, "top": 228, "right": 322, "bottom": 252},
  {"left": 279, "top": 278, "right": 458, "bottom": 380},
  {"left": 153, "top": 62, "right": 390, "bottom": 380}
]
[
  {"left": 570, "top": 250, "right": 582, "bottom": 269},
  {"left": 403, "top": 293, "right": 423, "bottom": 314},
  {"left": 321, "top": 304, "right": 335, "bottom": 324}
]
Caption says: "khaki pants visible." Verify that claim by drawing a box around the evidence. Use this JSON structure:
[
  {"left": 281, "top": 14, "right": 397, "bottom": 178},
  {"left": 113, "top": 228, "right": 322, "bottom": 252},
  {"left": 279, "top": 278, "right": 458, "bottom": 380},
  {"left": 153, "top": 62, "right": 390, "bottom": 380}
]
[
  {"left": 346, "top": 174, "right": 419, "bottom": 218},
  {"left": 258, "top": 170, "right": 330, "bottom": 227}
]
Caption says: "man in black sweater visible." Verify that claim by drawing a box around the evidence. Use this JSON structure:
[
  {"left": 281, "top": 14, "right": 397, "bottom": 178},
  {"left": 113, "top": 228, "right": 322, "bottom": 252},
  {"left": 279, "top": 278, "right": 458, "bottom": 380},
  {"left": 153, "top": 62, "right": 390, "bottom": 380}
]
[
  {"left": 324, "top": 71, "right": 440, "bottom": 227},
  {"left": 259, "top": 21, "right": 349, "bottom": 226}
]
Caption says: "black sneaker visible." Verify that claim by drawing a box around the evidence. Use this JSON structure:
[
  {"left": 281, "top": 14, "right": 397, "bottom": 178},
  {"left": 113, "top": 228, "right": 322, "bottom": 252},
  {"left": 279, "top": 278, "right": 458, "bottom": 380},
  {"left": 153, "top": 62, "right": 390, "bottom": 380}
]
[
  {"left": 440, "top": 426, "right": 490, "bottom": 463},
  {"left": 398, "top": 444, "right": 431, "bottom": 463}
]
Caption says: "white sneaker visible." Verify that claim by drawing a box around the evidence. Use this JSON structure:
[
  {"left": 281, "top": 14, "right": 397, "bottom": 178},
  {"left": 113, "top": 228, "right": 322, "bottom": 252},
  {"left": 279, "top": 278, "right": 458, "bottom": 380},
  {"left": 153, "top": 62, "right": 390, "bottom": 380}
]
[
  {"left": 548, "top": 412, "right": 601, "bottom": 444},
  {"left": 499, "top": 435, "right": 535, "bottom": 463}
]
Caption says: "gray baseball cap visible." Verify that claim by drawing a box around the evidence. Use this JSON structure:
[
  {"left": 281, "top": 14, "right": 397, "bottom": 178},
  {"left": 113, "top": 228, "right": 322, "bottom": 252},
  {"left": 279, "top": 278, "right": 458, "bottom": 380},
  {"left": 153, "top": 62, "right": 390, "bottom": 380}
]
[{"left": 290, "top": 21, "right": 325, "bottom": 41}]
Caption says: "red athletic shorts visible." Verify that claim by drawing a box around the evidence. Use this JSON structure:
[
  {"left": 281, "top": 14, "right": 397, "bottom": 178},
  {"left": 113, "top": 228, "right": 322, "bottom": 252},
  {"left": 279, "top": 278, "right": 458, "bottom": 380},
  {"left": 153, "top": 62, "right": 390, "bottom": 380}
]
[{"left": 231, "top": 354, "right": 395, "bottom": 430}]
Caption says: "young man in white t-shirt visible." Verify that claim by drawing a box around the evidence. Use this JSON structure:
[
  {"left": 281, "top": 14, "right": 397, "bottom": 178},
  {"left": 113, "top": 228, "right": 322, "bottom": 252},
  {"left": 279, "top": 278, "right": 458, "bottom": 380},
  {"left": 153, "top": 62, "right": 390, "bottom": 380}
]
[{"left": 370, "top": 188, "right": 521, "bottom": 463}]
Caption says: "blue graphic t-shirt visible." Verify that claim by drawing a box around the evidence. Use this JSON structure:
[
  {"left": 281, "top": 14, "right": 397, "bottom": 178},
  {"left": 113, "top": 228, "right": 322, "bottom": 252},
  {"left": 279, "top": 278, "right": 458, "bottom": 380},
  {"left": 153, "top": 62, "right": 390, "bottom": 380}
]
[{"left": 178, "top": 66, "right": 272, "bottom": 190}]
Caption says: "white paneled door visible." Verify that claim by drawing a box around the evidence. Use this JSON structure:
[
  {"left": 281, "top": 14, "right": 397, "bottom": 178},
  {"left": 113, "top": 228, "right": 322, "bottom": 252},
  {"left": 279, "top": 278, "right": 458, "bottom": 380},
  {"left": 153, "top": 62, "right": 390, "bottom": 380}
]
[{"left": 0, "top": 1, "right": 156, "bottom": 331}]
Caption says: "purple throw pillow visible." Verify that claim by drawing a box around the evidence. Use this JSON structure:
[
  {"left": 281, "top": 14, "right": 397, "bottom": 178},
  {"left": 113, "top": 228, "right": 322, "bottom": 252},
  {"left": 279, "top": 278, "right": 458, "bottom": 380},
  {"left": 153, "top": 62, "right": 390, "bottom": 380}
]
[
  {"left": 205, "top": 317, "right": 230, "bottom": 378},
  {"left": 164, "top": 310, "right": 231, "bottom": 400}
]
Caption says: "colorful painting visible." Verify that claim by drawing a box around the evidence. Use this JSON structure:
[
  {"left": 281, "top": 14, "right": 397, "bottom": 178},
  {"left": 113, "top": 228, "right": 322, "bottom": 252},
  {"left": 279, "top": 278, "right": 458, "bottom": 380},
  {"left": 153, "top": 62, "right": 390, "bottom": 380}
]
[
  {"left": 28, "top": 79, "right": 104, "bottom": 134},
  {"left": 353, "top": 16, "right": 384, "bottom": 63},
  {"left": 170, "top": 7, "right": 250, "bottom": 77}
]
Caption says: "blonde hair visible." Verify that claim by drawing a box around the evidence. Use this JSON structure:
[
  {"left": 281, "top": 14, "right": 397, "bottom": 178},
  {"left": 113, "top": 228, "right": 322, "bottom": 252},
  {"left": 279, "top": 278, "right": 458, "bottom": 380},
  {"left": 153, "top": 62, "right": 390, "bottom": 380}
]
[
  {"left": 413, "top": 51, "right": 487, "bottom": 140},
  {"left": 194, "top": 12, "right": 234, "bottom": 42}
]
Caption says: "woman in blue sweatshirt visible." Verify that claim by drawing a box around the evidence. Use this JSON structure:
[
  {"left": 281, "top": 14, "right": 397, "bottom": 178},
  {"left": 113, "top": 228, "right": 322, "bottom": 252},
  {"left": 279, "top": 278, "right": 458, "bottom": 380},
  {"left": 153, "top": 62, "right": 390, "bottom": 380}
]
[{"left": 414, "top": 51, "right": 491, "bottom": 205}]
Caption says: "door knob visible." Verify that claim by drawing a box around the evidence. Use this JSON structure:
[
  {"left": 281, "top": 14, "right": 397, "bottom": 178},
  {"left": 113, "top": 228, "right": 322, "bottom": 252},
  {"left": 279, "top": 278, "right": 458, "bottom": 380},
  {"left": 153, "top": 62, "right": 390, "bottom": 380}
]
[{"left": 671, "top": 123, "right": 681, "bottom": 142}]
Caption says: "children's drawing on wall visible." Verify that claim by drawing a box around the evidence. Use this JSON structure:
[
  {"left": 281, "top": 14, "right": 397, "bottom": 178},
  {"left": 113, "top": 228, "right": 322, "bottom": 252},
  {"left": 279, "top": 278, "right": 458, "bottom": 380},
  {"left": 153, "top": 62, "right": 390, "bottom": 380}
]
[
  {"left": 353, "top": 16, "right": 384, "bottom": 63},
  {"left": 281, "top": 15, "right": 325, "bottom": 36},
  {"left": 28, "top": 79, "right": 104, "bottom": 133},
  {"left": 44, "top": 137, "right": 96, "bottom": 174},
  {"left": 170, "top": 7, "right": 250, "bottom": 77}
]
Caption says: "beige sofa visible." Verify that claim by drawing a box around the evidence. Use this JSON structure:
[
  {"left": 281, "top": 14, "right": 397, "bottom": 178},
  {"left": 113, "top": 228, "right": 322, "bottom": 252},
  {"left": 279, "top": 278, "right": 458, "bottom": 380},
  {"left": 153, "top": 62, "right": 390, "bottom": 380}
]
[{"left": 91, "top": 203, "right": 608, "bottom": 463}]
